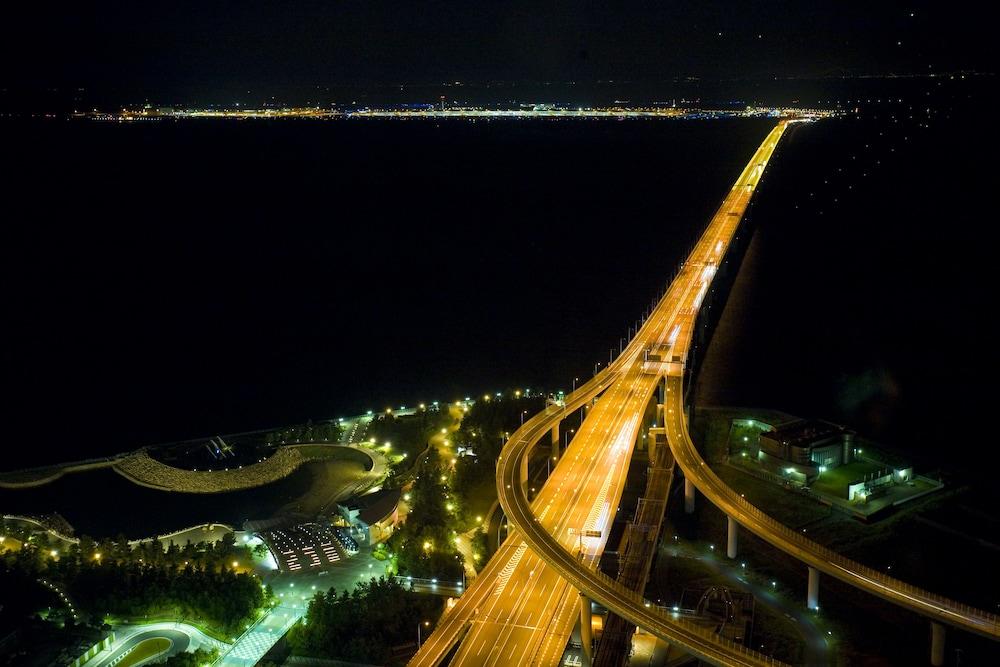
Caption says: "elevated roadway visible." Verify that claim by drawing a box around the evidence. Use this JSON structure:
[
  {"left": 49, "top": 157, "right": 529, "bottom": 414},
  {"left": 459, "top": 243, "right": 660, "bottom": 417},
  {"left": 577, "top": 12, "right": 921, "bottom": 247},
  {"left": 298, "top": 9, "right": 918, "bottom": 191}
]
[
  {"left": 417, "top": 118, "right": 999, "bottom": 667},
  {"left": 495, "top": 120, "right": 793, "bottom": 666},
  {"left": 413, "top": 122, "right": 792, "bottom": 667}
]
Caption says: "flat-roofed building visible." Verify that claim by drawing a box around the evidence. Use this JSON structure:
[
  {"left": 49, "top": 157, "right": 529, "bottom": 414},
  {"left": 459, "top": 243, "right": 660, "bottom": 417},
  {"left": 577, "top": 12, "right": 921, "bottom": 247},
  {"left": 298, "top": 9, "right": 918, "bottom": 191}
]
[
  {"left": 337, "top": 488, "right": 400, "bottom": 545},
  {"left": 758, "top": 420, "right": 855, "bottom": 478}
]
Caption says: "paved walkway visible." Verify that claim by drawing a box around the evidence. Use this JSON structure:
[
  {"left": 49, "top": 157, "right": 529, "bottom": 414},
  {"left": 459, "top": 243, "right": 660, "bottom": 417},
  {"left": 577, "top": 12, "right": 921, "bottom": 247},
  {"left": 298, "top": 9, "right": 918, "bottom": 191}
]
[
  {"left": 213, "top": 546, "right": 390, "bottom": 665},
  {"left": 80, "top": 622, "right": 226, "bottom": 667}
]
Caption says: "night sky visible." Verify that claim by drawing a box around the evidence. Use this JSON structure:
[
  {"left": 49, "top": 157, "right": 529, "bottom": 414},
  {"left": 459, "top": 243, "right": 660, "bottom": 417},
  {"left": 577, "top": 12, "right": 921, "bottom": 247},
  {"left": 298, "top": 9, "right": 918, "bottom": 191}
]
[
  {"left": 1, "top": 5, "right": 997, "bottom": 664},
  {"left": 0, "top": 4, "right": 993, "bottom": 466},
  {"left": 4, "top": 2, "right": 990, "bottom": 102}
]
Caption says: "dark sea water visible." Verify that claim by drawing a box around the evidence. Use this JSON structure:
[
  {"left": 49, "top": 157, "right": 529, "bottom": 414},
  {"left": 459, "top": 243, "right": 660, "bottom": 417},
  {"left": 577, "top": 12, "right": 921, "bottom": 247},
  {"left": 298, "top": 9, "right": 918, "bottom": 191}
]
[
  {"left": 1, "top": 114, "right": 769, "bottom": 470},
  {"left": 696, "top": 81, "right": 995, "bottom": 483},
  {"left": 0, "top": 467, "right": 311, "bottom": 538},
  {"left": 1, "top": 76, "right": 992, "bottom": 483}
]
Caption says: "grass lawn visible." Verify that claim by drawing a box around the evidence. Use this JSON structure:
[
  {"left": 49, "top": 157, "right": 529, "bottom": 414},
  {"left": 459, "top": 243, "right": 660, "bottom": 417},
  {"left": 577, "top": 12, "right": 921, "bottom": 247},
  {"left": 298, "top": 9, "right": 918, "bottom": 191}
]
[
  {"left": 283, "top": 459, "right": 372, "bottom": 514},
  {"left": 753, "top": 604, "right": 805, "bottom": 665},
  {"left": 714, "top": 465, "right": 829, "bottom": 528},
  {"left": 293, "top": 445, "right": 368, "bottom": 462},
  {"left": 119, "top": 637, "right": 170, "bottom": 667},
  {"left": 809, "top": 461, "right": 882, "bottom": 498}
]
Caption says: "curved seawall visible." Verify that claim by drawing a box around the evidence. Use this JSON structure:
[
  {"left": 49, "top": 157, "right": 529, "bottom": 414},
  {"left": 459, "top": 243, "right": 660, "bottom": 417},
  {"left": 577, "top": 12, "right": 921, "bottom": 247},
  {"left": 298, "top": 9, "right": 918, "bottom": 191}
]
[{"left": 112, "top": 444, "right": 376, "bottom": 493}]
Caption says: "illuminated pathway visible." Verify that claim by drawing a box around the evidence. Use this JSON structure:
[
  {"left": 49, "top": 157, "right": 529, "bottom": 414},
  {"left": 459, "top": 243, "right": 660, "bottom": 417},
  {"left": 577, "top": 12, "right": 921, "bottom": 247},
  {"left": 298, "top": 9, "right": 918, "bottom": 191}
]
[{"left": 415, "top": 119, "right": 1000, "bottom": 666}]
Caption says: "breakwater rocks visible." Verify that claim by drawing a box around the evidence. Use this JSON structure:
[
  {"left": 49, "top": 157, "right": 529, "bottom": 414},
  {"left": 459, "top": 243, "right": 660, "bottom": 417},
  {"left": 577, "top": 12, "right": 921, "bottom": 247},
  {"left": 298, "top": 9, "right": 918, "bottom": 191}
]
[{"left": 112, "top": 445, "right": 376, "bottom": 494}]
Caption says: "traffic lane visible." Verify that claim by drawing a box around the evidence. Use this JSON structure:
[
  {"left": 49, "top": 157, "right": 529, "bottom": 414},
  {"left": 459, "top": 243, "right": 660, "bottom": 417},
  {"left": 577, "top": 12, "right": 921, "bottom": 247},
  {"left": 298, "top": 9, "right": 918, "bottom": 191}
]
[
  {"left": 487, "top": 123, "right": 790, "bottom": 664},
  {"left": 415, "top": 375, "right": 632, "bottom": 665},
  {"left": 485, "top": 564, "right": 570, "bottom": 665},
  {"left": 501, "top": 358, "right": 776, "bottom": 660},
  {"left": 500, "top": 465, "right": 777, "bottom": 666},
  {"left": 435, "top": 131, "right": 779, "bottom": 667},
  {"left": 489, "top": 376, "right": 648, "bottom": 664},
  {"left": 662, "top": 367, "right": 1000, "bottom": 637},
  {"left": 454, "top": 384, "right": 639, "bottom": 665},
  {"left": 410, "top": 539, "right": 524, "bottom": 667}
]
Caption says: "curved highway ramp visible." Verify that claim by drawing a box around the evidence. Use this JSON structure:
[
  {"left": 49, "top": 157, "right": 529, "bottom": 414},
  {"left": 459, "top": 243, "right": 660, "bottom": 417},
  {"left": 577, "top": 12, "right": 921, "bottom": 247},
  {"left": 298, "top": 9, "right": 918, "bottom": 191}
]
[{"left": 411, "top": 120, "right": 999, "bottom": 667}]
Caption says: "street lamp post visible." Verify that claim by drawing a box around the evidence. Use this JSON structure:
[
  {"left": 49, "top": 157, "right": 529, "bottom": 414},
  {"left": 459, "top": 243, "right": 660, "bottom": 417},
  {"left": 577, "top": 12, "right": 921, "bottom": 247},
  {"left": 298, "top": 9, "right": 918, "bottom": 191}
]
[{"left": 417, "top": 620, "right": 429, "bottom": 647}]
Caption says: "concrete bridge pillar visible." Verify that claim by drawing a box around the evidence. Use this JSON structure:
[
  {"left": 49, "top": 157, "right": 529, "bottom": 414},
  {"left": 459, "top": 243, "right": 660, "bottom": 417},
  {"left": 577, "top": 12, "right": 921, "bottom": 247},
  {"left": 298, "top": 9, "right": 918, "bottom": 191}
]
[
  {"left": 646, "top": 428, "right": 666, "bottom": 466},
  {"left": 727, "top": 516, "right": 738, "bottom": 559},
  {"left": 579, "top": 592, "right": 594, "bottom": 667},
  {"left": 551, "top": 422, "right": 560, "bottom": 459},
  {"left": 657, "top": 377, "right": 666, "bottom": 405},
  {"left": 930, "top": 621, "right": 945, "bottom": 666},
  {"left": 807, "top": 567, "right": 820, "bottom": 610},
  {"left": 684, "top": 477, "right": 696, "bottom": 514}
]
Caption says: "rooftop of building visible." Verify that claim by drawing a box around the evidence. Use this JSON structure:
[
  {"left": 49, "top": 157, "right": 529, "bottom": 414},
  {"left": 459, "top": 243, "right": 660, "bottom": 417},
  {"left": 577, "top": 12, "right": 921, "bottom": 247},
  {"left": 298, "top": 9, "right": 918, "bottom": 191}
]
[
  {"left": 344, "top": 487, "right": 401, "bottom": 525},
  {"left": 761, "top": 419, "right": 853, "bottom": 448}
]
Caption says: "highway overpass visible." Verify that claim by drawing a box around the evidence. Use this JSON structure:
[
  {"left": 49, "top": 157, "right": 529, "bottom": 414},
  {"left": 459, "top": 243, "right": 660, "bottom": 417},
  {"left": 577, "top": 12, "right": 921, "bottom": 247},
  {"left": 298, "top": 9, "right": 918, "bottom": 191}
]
[{"left": 413, "top": 119, "right": 999, "bottom": 666}]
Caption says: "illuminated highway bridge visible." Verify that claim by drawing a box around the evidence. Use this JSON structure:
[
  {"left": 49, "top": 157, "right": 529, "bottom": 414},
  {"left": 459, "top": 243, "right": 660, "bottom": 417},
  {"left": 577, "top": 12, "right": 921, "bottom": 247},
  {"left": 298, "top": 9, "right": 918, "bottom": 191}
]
[{"left": 411, "top": 120, "right": 999, "bottom": 667}]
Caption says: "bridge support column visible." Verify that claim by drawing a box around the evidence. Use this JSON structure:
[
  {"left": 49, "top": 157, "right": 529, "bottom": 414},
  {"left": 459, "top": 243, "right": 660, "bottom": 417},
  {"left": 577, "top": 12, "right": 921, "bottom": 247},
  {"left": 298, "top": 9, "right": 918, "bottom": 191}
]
[
  {"left": 930, "top": 621, "right": 945, "bottom": 666},
  {"left": 727, "top": 516, "right": 738, "bottom": 559},
  {"left": 551, "top": 422, "right": 560, "bottom": 459},
  {"left": 657, "top": 377, "right": 666, "bottom": 405},
  {"left": 579, "top": 592, "right": 593, "bottom": 667},
  {"left": 807, "top": 567, "right": 819, "bottom": 610},
  {"left": 684, "top": 477, "right": 695, "bottom": 514}
]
